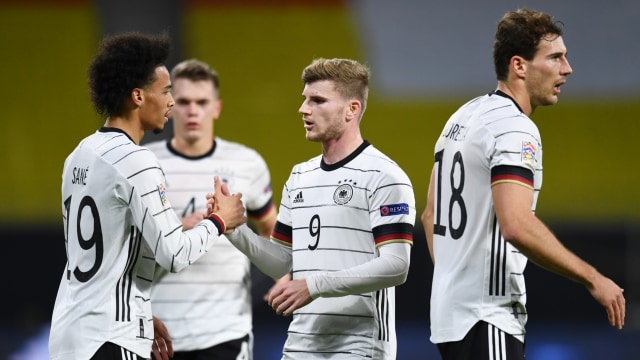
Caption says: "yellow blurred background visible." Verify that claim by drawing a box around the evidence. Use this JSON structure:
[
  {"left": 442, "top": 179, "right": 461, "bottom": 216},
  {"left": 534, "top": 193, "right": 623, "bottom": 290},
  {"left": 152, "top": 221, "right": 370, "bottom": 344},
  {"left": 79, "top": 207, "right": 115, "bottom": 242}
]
[
  {"left": 1, "top": 1, "right": 638, "bottom": 359},
  {"left": 0, "top": 1, "right": 638, "bottom": 226}
]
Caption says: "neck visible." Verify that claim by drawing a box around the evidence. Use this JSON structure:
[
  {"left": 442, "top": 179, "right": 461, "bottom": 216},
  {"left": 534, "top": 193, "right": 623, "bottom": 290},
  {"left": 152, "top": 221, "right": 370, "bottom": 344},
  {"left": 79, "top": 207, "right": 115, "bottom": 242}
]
[
  {"left": 104, "top": 116, "right": 144, "bottom": 144},
  {"left": 496, "top": 81, "right": 532, "bottom": 116},
  {"left": 321, "top": 131, "right": 363, "bottom": 165}
]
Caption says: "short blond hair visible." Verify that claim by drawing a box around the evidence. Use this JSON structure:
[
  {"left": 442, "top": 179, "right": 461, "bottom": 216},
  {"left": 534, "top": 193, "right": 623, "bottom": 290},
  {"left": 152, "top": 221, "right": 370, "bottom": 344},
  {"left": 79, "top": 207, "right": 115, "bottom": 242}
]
[{"left": 302, "top": 58, "right": 370, "bottom": 116}]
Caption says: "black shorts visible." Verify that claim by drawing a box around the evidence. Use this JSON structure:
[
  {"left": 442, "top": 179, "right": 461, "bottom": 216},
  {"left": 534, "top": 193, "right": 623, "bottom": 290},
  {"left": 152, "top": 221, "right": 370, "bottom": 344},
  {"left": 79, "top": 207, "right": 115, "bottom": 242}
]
[
  {"left": 91, "top": 342, "right": 144, "bottom": 360},
  {"left": 172, "top": 334, "right": 251, "bottom": 360},
  {"left": 437, "top": 321, "right": 525, "bottom": 360}
]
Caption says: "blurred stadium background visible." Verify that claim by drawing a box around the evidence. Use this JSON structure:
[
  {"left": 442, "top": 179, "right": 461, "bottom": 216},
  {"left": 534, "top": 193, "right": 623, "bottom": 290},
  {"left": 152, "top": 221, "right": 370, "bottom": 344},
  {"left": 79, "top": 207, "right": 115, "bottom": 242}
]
[{"left": 0, "top": 0, "right": 638, "bottom": 358}]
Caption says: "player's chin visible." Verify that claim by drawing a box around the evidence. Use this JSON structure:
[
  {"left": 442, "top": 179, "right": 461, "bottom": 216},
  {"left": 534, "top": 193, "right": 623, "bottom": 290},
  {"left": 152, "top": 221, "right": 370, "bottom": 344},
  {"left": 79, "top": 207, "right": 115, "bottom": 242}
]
[
  {"left": 305, "top": 132, "right": 323, "bottom": 143},
  {"left": 152, "top": 123, "right": 166, "bottom": 134},
  {"left": 546, "top": 95, "right": 559, "bottom": 105}
]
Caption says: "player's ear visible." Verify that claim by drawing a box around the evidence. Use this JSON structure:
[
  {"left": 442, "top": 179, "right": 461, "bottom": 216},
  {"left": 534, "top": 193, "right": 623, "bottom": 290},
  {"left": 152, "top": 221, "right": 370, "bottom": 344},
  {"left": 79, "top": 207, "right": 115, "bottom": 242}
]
[
  {"left": 132, "top": 88, "right": 143, "bottom": 106},
  {"left": 511, "top": 55, "right": 527, "bottom": 79},
  {"left": 213, "top": 99, "right": 223, "bottom": 120},
  {"left": 346, "top": 100, "right": 361, "bottom": 122}
]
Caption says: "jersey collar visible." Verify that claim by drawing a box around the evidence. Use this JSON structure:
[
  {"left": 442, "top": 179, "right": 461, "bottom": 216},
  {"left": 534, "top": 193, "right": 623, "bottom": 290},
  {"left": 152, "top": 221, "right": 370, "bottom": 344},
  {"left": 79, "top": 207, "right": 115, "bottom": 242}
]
[
  {"left": 165, "top": 139, "right": 217, "bottom": 160},
  {"left": 491, "top": 90, "right": 524, "bottom": 114},
  {"left": 320, "top": 140, "right": 371, "bottom": 171},
  {"left": 99, "top": 126, "right": 135, "bottom": 143}
]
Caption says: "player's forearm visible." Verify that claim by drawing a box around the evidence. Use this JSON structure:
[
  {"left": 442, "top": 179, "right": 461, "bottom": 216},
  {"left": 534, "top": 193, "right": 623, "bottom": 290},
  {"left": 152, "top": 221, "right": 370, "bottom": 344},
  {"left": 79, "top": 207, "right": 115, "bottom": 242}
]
[
  {"left": 306, "top": 242, "right": 411, "bottom": 298},
  {"left": 493, "top": 182, "right": 597, "bottom": 286},
  {"left": 422, "top": 166, "right": 436, "bottom": 263},
  {"left": 424, "top": 220, "right": 435, "bottom": 264},
  {"left": 253, "top": 206, "right": 277, "bottom": 238},
  {"left": 422, "top": 204, "right": 435, "bottom": 264},
  {"left": 507, "top": 214, "right": 598, "bottom": 286},
  {"left": 226, "top": 224, "right": 292, "bottom": 279},
  {"left": 421, "top": 205, "right": 435, "bottom": 264},
  {"left": 155, "top": 218, "right": 222, "bottom": 273}
]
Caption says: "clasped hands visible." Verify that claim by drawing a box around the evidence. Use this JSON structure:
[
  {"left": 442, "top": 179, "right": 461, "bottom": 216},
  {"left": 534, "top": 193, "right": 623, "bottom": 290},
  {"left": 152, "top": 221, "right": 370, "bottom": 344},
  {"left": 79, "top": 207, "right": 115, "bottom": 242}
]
[
  {"left": 207, "top": 176, "right": 247, "bottom": 234},
  {"left": 207, "top": 177, "right": 312, "bottom": 317}
]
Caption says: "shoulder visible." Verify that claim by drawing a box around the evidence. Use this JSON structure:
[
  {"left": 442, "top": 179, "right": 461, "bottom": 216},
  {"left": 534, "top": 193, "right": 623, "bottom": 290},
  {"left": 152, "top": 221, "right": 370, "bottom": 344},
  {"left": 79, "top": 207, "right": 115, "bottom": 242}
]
[
  {"left": 96, "top": 134, "right": 159, "bottom": 172},
  {"left": 455, "top": 94, "right": 539, "bottom": 139},
  {"left": 90, "top": 132, "right": 155, "bottom": 161},
  {"left": 362, "top": 144, "right": 396, "bottom": 163},
  {"left": 455, "top": 93, "right": 520, "bottom": 118},
  {"left": 482, "top": 94, "right": 535, "bottom": 127},
  {"left": 76, "top": 132, "right": 161, "bottom": 184},
  {"left": 349, "top": 145, "right": 413, "bottom": 188},
  {"left": 362, "top": 145, "right": 408, "bottom": 175},
  {"left": 290, "top": 154, "right": 322, "bottom": 172}
]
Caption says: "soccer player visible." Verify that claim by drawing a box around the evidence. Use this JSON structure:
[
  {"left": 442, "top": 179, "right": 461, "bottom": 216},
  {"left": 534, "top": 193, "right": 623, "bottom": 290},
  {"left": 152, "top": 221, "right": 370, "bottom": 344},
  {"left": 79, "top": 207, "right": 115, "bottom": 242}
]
[
  {"left": 422, "top": 9, "right": 626, "bottom": 359},
  {"left": 48, "top": 32, "right": 247, "bottom": 360},
  {"left": 214, "top": 58, "right": 415, "bottom": 359},
  {"left": 146, "top": 59, "right": 287, "bottom": 360}
]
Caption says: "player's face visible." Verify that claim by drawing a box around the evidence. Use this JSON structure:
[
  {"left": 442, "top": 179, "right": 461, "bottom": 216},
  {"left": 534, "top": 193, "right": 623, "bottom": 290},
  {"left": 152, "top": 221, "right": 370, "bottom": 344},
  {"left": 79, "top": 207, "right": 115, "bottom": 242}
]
[
  {"left": 171, "top": 78, "right": 220, "bottom": 143},
  {"left": 298, "top": 80, "right": 349, "bottom": 143},
  {"left": 525, "top": 35, "right": 572, "bottom": 108},
  {"left": 140, "top": 66, "right": 174, "bottom": 132}
]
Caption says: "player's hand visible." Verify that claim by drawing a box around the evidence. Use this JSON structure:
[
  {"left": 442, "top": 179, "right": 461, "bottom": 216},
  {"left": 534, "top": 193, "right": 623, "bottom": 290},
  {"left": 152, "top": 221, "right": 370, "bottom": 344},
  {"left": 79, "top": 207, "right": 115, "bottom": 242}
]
[
  {"left": 181, "top": 212, "right": 206, "bottom": 231},
  {"left": 264, "top": 273, "right": 292, "bottom": 301},
  {"left": 268, "top": 278, "right": 312, "bottom": 317},
  {"left": 207, "top": 176, "right": 247, "bottom": 234},
  {"left": 587, "top": 274, "right": 625, "bottom": 330},
  {"left": 151, "top": 316, "right": 173, "bottom": 360}
]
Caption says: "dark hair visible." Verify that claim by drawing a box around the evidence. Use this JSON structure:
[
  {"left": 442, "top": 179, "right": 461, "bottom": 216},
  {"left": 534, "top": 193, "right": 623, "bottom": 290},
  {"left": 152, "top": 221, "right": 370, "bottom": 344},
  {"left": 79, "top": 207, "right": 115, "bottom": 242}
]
[
  {"left": 301, "top": 58, "right": 370, "bottom": 115},
  {"left": 171, "top": 59, "right": 220, "bottom": 96},
  {"left": 493, "top": 9, "right": 563, "bottom": 81},
  {"left": 88, "top": 32, "right": 171, "bottom": 118}
]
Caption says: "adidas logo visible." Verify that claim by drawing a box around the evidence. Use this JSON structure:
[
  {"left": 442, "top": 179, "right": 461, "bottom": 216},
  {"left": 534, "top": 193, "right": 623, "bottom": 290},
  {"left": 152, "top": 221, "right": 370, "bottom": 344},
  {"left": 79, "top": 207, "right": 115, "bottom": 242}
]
[{"left": 293, "top": 191, "right": 304, "bottom": 204}]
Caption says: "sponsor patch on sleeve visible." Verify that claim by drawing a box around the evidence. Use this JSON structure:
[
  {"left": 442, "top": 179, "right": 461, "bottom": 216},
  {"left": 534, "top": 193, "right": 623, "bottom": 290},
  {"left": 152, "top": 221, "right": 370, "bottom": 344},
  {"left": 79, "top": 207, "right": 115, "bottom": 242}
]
[
  {"left": 521, "top": 141, "right": 536, "bottom": 166},
  {"left": 380, "top": 203, "right": 409, "bottom": 217},
  {"left": 158, "top": 183, "right": 170, "bottom": 207}
]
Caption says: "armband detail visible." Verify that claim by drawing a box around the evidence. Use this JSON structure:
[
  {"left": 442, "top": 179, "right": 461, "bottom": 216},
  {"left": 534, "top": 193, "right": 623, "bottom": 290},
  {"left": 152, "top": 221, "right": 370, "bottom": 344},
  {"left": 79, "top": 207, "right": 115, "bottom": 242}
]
[{"left": 207, "top": 213, "right": 226, "bottom": 234}]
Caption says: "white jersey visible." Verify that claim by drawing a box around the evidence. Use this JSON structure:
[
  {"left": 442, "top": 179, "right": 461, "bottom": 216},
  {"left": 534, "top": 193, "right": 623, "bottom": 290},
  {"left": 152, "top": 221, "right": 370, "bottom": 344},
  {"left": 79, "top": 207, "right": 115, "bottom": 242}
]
[
  {"left": 146, "top": 138, "right": 274, "bottom": 352},
  {"left": 429, "top": 91, "right": 543, "bottom": 344},
  {"left": 272, "top": 141, "right": 415, "bottom": 359},
  {"left": 50, "top": 128, "right": 224, "bottom": 360}
]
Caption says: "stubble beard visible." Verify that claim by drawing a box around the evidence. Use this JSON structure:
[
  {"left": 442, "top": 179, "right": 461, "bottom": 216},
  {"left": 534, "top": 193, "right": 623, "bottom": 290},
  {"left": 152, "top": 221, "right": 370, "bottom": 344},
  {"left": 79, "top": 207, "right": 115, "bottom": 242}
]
[{"left": 306, "top": 122, "right": 342, "bottom": 143}]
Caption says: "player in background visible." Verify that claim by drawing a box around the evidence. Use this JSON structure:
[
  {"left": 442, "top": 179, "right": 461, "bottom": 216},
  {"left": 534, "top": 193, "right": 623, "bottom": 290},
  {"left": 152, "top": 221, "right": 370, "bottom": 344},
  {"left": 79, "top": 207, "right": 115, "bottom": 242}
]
[
  {"left": 147, "top": 59, "right": 288, "bottom": 360},
  {"left": 214, "top": 58, "right": 415, "bottom": 359},
  {"left": 422, "top": 9, "right": 626, "bottom": 360},
  {"left": 49, "top": 32, "right": 247, "bottom": 360}
]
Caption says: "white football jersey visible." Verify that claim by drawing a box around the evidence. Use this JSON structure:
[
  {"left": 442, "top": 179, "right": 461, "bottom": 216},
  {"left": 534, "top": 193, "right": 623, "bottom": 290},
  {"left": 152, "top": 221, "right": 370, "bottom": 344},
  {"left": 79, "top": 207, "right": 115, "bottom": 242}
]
[
  {"left": 147, "top": 138, "right": 274, "bottom": 352},
  {"left": 429, "top": 91, "right": 543, "bottom": 344},
  {"left": 49, "top": 128, "right": 223, "bottom": 360},
  {"left": 272, "top": 141, "right": 415, "bottom": 359}
]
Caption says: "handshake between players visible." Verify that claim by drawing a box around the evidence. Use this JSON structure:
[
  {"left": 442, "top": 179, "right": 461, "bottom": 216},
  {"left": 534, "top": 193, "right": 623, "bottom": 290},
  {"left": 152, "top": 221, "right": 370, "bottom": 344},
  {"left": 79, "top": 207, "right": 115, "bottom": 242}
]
[{"left": 207, "top": 176, "right": 247, "bottom": 234}]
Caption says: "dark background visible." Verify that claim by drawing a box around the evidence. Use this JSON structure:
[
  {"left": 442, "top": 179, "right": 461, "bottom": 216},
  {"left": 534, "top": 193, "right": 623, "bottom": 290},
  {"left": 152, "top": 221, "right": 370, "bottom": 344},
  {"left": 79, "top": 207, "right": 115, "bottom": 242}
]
[{"left": 2, "top": 221, "right": 637, "bottom": 359}]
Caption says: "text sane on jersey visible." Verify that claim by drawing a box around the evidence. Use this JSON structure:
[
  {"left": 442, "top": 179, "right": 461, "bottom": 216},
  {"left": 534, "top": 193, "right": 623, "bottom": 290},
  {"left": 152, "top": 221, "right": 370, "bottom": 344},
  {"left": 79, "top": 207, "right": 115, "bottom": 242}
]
[{"left": 72, "top": 166, "right": 89, "bottom": 185}]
